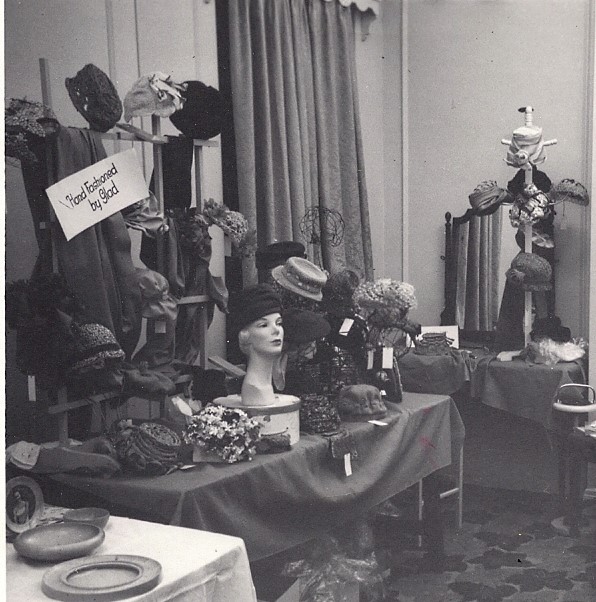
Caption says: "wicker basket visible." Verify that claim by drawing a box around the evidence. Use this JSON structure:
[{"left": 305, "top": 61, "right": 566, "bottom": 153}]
[{"left": 414, "top": 332, "right": 453, "bottom": 356}]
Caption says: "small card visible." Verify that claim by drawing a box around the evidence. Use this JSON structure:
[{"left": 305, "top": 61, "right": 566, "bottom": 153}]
[
  {"left": 339, "top": 318, "right": 354, "bottom": 336},
  {"left": 155, "top": 320, "right": 167, "bottom": 334},
  {"left": 382, "top": 347, "right": 394, "bottom": 369},
  {"left": 380, "top": 390, "right": 387, "bottom": 397},
  {"left": 368, "top": 420, "right": 389, "bottom": 426},
  {"left": 344, "top": 453, "right": 352, "bottom": 477},
  {"left": 367, "top": 350, "right": 374, "bottom": 370}
]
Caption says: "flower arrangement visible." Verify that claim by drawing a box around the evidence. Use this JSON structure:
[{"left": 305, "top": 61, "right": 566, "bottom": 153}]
[
  {"left": 182, "top": 404, "right": 261, "bottom": 463},
  {"left": 353, "top": 278, "right": 417, "bottom": 329}
]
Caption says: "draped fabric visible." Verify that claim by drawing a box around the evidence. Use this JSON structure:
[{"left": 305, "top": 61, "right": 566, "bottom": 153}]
[
  {"left": 454, "top": 210, "right": 502, "bottom": 333},
  {"left": 228, "top": 0, "right": 373, "bottom": 283}
]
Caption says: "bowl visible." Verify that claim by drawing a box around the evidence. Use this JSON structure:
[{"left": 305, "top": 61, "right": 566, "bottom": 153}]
[
  {"left": 63, "top": 507, "right": 110, "bottom": 530},
  {"left": 14, "top": 523, "right": 105, "bottom": 562}
]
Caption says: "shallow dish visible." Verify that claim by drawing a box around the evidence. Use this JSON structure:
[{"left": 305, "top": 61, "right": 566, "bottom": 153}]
[
  {"left": 13, "top": 522, "right": 105, "bottom": 562},
  {"left": 64, "top": 507, "right": 110, "bottom": 530},
  {"left": 42, "top": 554, "right": 162, "bottom": 601}
]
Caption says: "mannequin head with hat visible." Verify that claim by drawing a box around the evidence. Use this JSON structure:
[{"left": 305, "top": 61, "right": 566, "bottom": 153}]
[{"left": 230, "top": 284, "right": 284, "bottom": 406}]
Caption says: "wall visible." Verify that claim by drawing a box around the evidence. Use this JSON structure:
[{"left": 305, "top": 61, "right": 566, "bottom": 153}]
[{"left": 387, "top": 0, "right": 591, "bottom": 334}]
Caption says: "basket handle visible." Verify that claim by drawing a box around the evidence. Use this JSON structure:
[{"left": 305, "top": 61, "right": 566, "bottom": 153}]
[{"left": 552, "top": 383, "right": 596, "bottom": 413}]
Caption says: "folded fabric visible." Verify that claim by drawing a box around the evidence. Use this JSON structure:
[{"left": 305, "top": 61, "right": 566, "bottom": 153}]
[{"left": 122, "top": 193, "right": 164, "bottom": 236}]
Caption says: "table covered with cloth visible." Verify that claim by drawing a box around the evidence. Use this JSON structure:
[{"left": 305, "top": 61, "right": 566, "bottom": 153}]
[
  {"left": 470, "top": 356, "right": 587, "bottom": 429},
  {"left": 398, "top": 349, "right": 476, "bottom": 395},
  {"left": 7, "top": 515, "right": 256, "bottom": 601},
  {"left": 47, "top": 393, "right": 464, "bottom": 561}
]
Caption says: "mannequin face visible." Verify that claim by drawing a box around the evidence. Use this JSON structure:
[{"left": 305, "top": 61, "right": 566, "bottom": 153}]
[{"left": 241, "top": 312, "right": 284, "bottom": 358}]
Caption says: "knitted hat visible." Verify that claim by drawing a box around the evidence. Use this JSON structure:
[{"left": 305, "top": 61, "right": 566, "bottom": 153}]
[
  {"left": 65, "top": 64, "right": 122, "bottom": 132},
  {"left": 337, "top": 384, "right": 387, "bottom": 421},
  {"left": 506, "top": 252, "right": 552, "bottom": 291},
  {"left": 123, "top": 72, "right": 186, "bottom": 121},
  {"left": 256, "top": 241, "right": 306, "bottom": 272},
  {"left": 282, "top": 308, "right": 330, "bottom": 345},
  {"left": 67, "top": 323, "right": 125, "bottom": 372},
  {"left": 272, "top": 257, "right": 328, "bottom": 302},
  {"left": 229, "top": 284, "right": 282, "bottom": 332},
  {"left": 468, "top": 180, "right": 512, "bottom": 216},
  {"left": 299, "top": 394, "right": 341, "bottom": 434},
  {"left": 321, "top": 269, "right": 360, "bottom": 316},
  {"left": 551, "top": 179, "right": 590, "bottom": 207},
  {"left": 169, "top": 80, "right": 224, "bottom": 140}
]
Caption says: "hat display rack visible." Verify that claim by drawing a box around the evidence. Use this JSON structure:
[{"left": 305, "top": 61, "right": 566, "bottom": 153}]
[
  {"left": 500, "top": 106, "right": 557, "bottom": 345},
  {"left": 32, "top": 58, "right": 220, "bottom": 444}
]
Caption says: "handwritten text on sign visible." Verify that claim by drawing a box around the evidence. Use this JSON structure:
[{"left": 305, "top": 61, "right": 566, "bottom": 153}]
[{"left": 46, "top": 148, "right": 149, "bottom": 241}]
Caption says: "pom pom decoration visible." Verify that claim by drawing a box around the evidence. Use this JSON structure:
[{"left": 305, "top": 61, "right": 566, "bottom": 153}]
[{"left": 182, "top": 404, "right": 261, "bottom": 463}]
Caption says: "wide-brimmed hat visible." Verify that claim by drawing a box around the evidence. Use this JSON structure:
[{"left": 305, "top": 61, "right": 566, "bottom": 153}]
[
  {"left": 336, "top": 384, "right": 387, "bottom": 421},
  {"left": 65, "top": 64, "right": 122, "bottom": 132},
  {"left": 169, "top": 80, "right": 224, "bottom": 140},
  {"left": 256, "top": 241, "right": 306, "bottom": 272},
  {"left": 272, "top": 257, "right": 327, "bottom": 302},
  {"left": 282, "top": 308, "right": 330, "bottom": 345},
  {"left": 229, "top": 284, "right": 282, "bottom": 332},
  {"left": 67, "top": 323, "right": 125, "bottom": 373},
  {"left": 468, "top": 180, "right": 512, "bottom": 216},
  {"left": 506, "top": 252, "right": 552, "bottom": 291}
]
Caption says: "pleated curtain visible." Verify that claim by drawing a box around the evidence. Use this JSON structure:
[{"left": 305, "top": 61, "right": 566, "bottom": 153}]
[
  {"left": 454, "top": 211, "right": 502, "bottom": 333},
  {"left": 228, "top": 0, "right": 374, "bottom": 283}
]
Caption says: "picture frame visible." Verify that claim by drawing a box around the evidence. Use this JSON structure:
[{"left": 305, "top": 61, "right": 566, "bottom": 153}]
[{"left": 6, "top": 476, "right": 44, "bottom": 534}]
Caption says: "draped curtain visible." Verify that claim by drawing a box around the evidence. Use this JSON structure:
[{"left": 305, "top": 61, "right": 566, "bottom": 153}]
[
  {"left": 228, "top": 0, "right": 374, "bottom": 283},
  {"left": 454, "top": 211, "right": 502, "bottom": 333}
]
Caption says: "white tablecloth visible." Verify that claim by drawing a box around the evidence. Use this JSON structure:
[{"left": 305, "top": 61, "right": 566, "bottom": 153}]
[{"left": 6, "top": 515, "right": 257, "bottom": 601}]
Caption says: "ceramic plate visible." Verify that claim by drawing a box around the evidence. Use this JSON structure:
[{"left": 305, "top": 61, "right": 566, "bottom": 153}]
[
  {"left": 13, "top": 523, "right": 105, "bottom": 562},
  {"left": 6, "top": 476, "right": 44, "bottom": 534},
  {"left": 42, "top": 555, "right": 162, "bottom": 601}
]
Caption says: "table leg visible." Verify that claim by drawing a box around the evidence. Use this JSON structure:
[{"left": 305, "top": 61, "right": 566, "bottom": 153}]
[{"left": 421, "top": 473, "right": 445, "bottom": 567}]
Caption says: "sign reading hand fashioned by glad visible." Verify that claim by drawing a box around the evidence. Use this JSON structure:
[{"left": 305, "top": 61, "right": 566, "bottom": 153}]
[{"left": 45, "top": 148, "right": 149, "bottom": 241}]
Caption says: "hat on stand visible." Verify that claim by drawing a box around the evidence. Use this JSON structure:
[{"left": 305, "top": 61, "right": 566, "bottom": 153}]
[
  {"left": 272, "top": 257, "right": 327, "bottom": 302},
  {"left": 505, "top": 252, "right": 552, "bottom": 291},
  {"left": 65, "top": 64, "right": 122, "bottom": 132},
  {"left": 256, "top": 241, "right": 306, "bottom": 272},
  {"left": 229, "top": 284, "right": 283, "bottom": 332},
  {"left": 169, "top": 80, "right": 224, "bottom": 140}
]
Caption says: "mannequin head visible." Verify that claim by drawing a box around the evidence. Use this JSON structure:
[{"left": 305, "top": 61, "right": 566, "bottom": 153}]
[{"left": 238, "top": 312, "right": 284, "bottom": 358}]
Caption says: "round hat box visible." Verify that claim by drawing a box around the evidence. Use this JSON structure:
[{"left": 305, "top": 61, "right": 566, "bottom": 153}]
[{"left": 213, "top": 394, "right": 301, "bottom": 445}]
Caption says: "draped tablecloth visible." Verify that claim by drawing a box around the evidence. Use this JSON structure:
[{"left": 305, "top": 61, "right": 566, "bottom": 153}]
[
  {"left": 7, "top": 515, "right": 256, "bottom": 601},
  {"left": 47, "top": 393, "right": 464, "bottom": 561},
  {"left": 398, "top": 349, "right": 476, "bottom": 395},
  {"left": 470, "top": 356, "right": 587, "bottom": 429}
]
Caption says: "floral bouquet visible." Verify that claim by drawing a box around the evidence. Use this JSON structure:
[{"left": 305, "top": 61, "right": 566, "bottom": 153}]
[
  {"left": 353, "top": 278, "right": 417, "bottom": 330},
  {"left": 182, "top": 404, "right": 261, "bottom": 463}
]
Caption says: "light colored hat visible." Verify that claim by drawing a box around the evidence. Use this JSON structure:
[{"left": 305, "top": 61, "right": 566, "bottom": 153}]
[
  {"left": 123, "top": 72, "right": 186, "bottom": 121},
  {"left": 271, "top": 257, "right": 327, "bottom": 302}
]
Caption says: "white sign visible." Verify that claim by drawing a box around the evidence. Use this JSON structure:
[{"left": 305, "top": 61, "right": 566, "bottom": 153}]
[{"left": 46, "top": 148, "right": 149, "bottom": 241}]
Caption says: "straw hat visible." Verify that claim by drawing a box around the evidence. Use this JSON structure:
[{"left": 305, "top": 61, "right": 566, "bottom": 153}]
[{"left": 271, "top": 257, "right": 327, "bottom": 302}]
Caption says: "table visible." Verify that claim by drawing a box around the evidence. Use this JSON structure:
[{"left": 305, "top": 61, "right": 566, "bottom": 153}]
[
  {"left": 470, "top": 356, "right": 587, "bottom": 429},
  {"left": 46, "top": 393, "right": 464, "bottom": 561},
  {"left": 398, "top": 349, "right": 476, "bottom": 396},
  {"left": 7, "top": 515, "right": 257, "bottom": 601}
]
